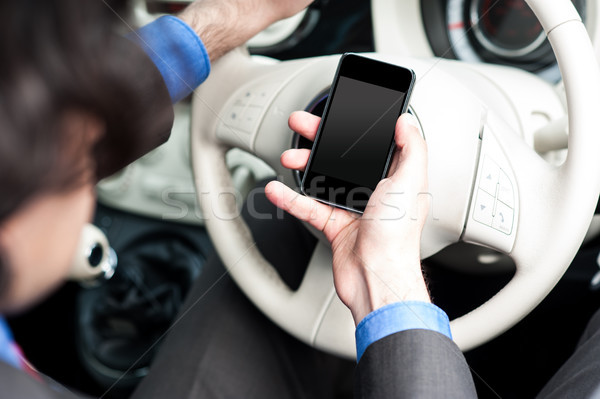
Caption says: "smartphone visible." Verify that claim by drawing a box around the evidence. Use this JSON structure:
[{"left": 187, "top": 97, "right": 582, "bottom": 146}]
[{"left": 301, "top": 53, "right": 416, "bottom": 213}]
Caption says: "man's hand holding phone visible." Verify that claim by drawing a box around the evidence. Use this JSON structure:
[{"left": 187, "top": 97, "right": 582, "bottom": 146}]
[{"left": 265, "top": 111, "right": 431, "bottom": 326}]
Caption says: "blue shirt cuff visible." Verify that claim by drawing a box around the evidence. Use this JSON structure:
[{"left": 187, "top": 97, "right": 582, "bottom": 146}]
[
  {"left": 355, "top": 301, "right": 452, "bottom": 362},
  {"left": 128, "top": 15, "right": 211, "bottom": 103}
]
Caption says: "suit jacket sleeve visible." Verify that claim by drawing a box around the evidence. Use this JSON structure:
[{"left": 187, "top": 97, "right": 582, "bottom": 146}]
[
  {"left": 355, "top": 329, "right": 477, "bottom": 398},
  {"left": 92, "top": 35, "right": 174, "bottom": 181}
]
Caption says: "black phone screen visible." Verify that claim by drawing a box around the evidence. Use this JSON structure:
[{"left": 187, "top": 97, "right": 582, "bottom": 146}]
[
  {"left": 302, "top": 54, "right": 415, "bottom": 213},
  {"left": 309, "top": 76, "right": 405, "bottom": 188}
]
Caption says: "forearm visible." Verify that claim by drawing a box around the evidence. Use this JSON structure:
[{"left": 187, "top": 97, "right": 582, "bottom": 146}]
[
  {"left": 178, "top": 0, "right": 308, "bottom": 62},
  {"left": 130, "top": 0, "right": 311, "bottom": 103}
]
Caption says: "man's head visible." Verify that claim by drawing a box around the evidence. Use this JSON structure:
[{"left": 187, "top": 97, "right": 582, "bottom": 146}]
[{"left": 0, "top": 0, "right": 173, "bottom": 313}]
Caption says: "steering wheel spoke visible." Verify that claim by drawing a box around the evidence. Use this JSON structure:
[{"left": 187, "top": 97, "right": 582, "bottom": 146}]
[{"left": 462, "top": 112, "right": 552, "bottom": 255}]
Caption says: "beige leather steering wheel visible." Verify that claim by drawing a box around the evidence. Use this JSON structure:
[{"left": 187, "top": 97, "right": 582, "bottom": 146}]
[{"left": 191, "top": 0, "right": 600, "bottom": 357}]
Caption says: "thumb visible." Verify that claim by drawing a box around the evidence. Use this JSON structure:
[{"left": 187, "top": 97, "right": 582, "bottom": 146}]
[
  {"left": 367, "top": 113, "right": 429, "bottom": 221},
  {"left": 388, "top": 113, "right": 427, "bottom": 184}
]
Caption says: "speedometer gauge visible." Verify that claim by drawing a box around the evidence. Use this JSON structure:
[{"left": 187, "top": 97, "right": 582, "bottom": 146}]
[
  {"left": 471, "top": 0, "right": 545, "bottom": 58},
  {"left": 443, "top": 0, "right": 587, "bottom": 82}
]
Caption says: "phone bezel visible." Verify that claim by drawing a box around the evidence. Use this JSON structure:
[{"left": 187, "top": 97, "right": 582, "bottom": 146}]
[{"left": 300, "top": 53, "right": 416, "bottom": 214}]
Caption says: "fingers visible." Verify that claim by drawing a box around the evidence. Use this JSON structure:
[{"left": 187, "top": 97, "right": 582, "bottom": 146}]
[
  {"left": 371, "top": 113, "right": 428, "bottom": 216},
  {"left": 264, "top": 180, "right": 333, "bottom": 232},
  {"left": 372, "top": 113, "right": 429, "bottom": 223},
  {"left": 288, "top": 111, "right": 321, "bottom": 141},
  {"left": 281, "top": 111, "right": 319, "bottom": 172},
  {"left": 281, "top": 148, "right": 310, "bottom": 171}
]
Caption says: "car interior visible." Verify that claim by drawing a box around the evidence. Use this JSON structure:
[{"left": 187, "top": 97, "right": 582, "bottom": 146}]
[{"left": 7, "top": 0, "right": 600, "bottom": 398}]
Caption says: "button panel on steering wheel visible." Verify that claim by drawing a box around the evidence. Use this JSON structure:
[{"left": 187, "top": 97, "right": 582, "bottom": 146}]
[
  {"left": 464, "top": 127, "right": 519, "bottom": 253},
  {"left": 473, "top": 157, "right": 515, "bottom": 235}
]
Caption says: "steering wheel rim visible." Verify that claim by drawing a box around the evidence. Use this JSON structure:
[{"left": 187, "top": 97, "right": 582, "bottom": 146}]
[{"left": 191, "top": 0, "right": 600, "bottom": 357}]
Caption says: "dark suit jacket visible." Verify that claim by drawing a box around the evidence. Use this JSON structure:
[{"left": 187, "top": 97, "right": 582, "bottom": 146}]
[
  {"left": 0, "top": 329, "right": 478, "bottom": 399},
  {"left": 7, "top": 321, "right": 600, "bottom": 398},
  {"left": 355, "top": 309, "right": 600, "bottom": 398},
  {"left": 355, "top": 329, "right": 477, "bottom": 398}
]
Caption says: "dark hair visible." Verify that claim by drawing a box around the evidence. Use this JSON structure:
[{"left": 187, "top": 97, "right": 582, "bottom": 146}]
[{"left": 0, "top": 0, "right": 174, "bottom": 223}]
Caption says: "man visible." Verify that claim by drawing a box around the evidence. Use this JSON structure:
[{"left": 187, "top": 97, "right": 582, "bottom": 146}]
[
  {"left": 0, "top": 0, "right": 476, "bottom": 396},
  {"left": 1, "top": 0, "right": 594, "bottom": 398}
]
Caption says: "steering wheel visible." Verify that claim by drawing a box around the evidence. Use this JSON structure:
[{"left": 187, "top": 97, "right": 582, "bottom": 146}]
[{"left": 191, "top": 0, "right": 600, "bottom": 357}]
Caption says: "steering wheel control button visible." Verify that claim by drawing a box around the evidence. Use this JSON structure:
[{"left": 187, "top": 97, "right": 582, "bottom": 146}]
[
  {"left": 474, "top": 155, "right": 515, "bottom": 234},
  {"left": 474, "top": 189, "right": 494, "bottom": 226},
  {"left": 239, "top": 91, "right": 252, "bottom": 106},
  {"left": 241, "top": 106, "right": 263, "bottom": 130},
  {"left": 254, "top": 90, "right": 270, "bottom": 106},
  {"left": 226, "top": 105, "right": 245, "bottom": 129},
  {"left": 479, "top": 157, "right": 500, "bottom": 196},
  {"left": 475, "top": 158, "right": 515, "bottom": 234},
  {"left": 492, "top": 201, "right": 514, "bottom": 235},
  {"left": 251, "top": 84, "right": 278, "bottom": 107},
  {"left": 497, "top": 170, "right": 515, "bottom": 208}
]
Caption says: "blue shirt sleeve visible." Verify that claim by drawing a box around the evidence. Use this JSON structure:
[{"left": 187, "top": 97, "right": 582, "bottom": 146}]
[
  {"left": 0, "top": 317, "right": 22, "bottom": 369},
  {"left": 355, "top": 301, "right": 452, "bottom": 362},
  {"left": 128, "top": 15, "right": 211, "bottom": 103}
]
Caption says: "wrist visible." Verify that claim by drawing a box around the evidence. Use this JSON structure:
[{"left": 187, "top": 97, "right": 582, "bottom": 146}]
[{"left": 350, "top": 260, "right": 431, "bottom": 325}]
